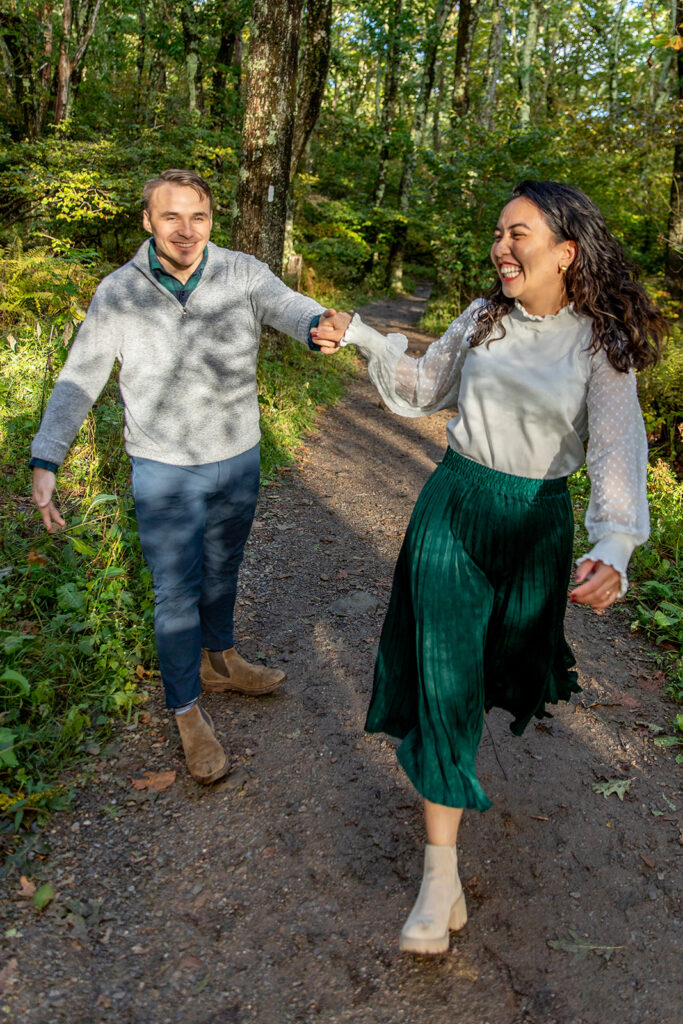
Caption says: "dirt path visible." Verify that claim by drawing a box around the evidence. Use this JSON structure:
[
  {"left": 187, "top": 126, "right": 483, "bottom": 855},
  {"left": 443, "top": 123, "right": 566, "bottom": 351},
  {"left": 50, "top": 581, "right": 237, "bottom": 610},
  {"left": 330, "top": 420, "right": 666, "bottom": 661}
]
[{"left": 2, "top": 288, "right": 681, "bottom": 1024}]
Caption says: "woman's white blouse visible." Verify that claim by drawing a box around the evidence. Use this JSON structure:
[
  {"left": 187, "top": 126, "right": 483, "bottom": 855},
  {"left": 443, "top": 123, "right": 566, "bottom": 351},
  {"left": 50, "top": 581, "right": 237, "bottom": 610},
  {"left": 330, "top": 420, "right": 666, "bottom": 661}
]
[{"left": 342, "top": 300, "right": 650, "bottom": 595}]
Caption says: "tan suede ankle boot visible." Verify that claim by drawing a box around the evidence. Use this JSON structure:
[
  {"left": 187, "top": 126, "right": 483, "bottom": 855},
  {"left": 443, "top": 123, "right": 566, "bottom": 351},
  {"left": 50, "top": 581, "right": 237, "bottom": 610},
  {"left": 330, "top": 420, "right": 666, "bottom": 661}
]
[
  {"left": 176, "top": 704, "right": 227, "bottom": 784},
  {"left": 399, "top": 844, "right": 467, "bottom": 954},
  {"left": 200, "top": 647, "right": 285, "bottom": 695}
]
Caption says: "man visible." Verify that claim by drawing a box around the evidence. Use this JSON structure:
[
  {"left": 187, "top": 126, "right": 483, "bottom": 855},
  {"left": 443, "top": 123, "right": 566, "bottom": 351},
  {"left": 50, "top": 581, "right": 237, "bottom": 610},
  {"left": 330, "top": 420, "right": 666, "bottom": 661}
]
[{"left": 31, "top": 168, "right": 341, "bottom": 784}]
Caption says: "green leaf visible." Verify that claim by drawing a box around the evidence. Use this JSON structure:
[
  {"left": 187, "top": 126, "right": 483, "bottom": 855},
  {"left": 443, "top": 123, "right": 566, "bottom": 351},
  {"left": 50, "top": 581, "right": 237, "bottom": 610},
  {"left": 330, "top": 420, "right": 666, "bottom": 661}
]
[
  {"left": 33, "top": 882, "right": 54, "bottom": 911},
  {"left": 56, "top": 582, "right": 86, "bottom": 611},
  {"left": 592, "top": 778, "right": 634, "bottom": 800},
  {"left": 0, "top": 669, "right": 30, "bottom": 694},
  {"left": 86, "top": 493, "right": 117, "bottom": 511},
  {"left": 653, "top": 736, "right": 681, "bottom": 747},
  {"left": 0, "top": 728, "right": 18, "bottom": 767},
  {"left": 66, "top": 535, "right": 97, "bottom": 557}
]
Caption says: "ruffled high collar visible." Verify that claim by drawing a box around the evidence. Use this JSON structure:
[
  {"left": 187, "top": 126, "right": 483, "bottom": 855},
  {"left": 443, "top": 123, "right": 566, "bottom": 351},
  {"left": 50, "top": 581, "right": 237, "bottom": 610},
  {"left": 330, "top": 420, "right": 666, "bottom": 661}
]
[{"left": 513, "top": 299, "right": 575, "bottom": 322}]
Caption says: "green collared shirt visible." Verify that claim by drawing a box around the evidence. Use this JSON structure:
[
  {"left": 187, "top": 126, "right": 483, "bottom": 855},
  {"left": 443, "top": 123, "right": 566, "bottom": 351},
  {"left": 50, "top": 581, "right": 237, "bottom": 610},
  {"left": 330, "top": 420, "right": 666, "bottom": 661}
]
[{"left": 149, "top": 240, "right": 208, "bottom": 306}]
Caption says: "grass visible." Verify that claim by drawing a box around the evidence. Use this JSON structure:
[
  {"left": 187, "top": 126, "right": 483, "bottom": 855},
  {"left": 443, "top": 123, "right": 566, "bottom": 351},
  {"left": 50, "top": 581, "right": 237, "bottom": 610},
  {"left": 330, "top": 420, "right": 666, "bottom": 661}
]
[{"left": 0, "top": 251, "right": 361, "bottom": 836}]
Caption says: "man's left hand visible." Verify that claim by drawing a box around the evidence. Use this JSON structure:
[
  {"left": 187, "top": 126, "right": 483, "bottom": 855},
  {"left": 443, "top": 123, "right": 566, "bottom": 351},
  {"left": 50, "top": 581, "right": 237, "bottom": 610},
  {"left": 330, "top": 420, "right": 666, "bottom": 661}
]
[{"left": 312, "top": 309, "right": 351, "bottom": 353}]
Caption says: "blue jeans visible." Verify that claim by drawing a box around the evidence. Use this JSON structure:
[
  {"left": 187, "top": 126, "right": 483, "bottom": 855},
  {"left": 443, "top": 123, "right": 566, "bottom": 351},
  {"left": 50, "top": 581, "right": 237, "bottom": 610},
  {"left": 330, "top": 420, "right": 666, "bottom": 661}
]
[{"left": 130, "top": 445, "right": 260, "bottom": 708}]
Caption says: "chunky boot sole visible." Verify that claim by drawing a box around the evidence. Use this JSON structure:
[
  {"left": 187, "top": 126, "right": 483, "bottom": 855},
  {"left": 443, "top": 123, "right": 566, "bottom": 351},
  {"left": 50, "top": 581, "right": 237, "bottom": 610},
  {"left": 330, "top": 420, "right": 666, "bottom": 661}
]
[
  {"left": 399, "top": 891, "right": 467, "bottom": 955},
  {"left": 200, "top": 672, "right": 286, "bottom": 696}
]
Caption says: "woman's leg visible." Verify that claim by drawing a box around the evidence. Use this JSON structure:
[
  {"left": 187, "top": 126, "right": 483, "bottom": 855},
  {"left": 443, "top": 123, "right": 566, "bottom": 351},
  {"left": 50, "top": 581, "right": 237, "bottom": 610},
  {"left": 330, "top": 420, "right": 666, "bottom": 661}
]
[
  {"left": 424, "top": 798, "right": 463, "bottom": 846},
  {"left": 399, "top": 798, "right": 467, "bottom": 955}
]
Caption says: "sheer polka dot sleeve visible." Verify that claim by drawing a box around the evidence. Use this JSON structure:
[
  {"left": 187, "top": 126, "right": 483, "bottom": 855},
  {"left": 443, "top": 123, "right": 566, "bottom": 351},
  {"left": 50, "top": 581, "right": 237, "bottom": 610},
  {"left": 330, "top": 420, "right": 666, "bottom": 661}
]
[
  {"left": 341, "top": 301, "right": 482, "bottom": 418},
  {"left": 579, "top": 350, "right": 650, "bottom": 595}
]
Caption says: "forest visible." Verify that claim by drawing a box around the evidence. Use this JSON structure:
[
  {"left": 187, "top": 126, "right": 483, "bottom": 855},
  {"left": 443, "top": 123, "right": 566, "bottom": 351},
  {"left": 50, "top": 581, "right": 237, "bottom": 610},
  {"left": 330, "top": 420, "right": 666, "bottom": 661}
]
[{"left": 0, "top": 1, "right": 682, "bottom": 818}]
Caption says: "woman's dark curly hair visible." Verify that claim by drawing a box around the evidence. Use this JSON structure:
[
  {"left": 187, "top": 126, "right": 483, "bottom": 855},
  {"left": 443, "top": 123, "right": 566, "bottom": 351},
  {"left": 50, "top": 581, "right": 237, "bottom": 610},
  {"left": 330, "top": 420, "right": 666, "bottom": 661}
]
[{"left": 470, "top": 180, "right": 667, "bottom": 372}]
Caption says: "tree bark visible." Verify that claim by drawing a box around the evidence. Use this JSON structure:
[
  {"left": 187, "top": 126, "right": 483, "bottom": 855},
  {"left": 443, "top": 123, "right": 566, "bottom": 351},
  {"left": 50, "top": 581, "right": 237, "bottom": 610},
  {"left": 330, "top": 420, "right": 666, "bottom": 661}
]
[
  {"left": 232, "top": 0, "right": 305, "bottom": 276},
  {"left": 373, "top": 0, "right": 403, "bottom": 209},
  {"left": 518, "top": 0, "right": 541, "bottom": 128},
  {"left": 387, "top": 0, "right": 457, "bottom": 288},
  {"left": 478, "top": 0, "right": 505, "bottom": 130},
  {"left": 450, "top": 0, "right": 481, "bottom": 123},
  {"left": 665, "top": 1, "right": 683, "bottom": 297},
  {"left": 607, "top": 0, "right": 628, "bottom": 118},
  {"left": 212, "top": 0, "right": 249, "bottom": 124},
  {"left": 53, "top": 0, "right": 103, "bottom": 125},
  {"left": 180, "top": 0, "right": 201, "bottom": 114},
  {"left": 290, "top": 0, "right": 332, "bottom": 177}
]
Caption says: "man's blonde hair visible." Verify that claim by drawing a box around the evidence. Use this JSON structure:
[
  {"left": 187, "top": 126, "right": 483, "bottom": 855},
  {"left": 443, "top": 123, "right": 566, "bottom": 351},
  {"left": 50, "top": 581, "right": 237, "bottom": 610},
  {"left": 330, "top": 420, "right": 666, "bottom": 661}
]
[{"left": 142, "top": 169, "right": 213, "bottom": 212}]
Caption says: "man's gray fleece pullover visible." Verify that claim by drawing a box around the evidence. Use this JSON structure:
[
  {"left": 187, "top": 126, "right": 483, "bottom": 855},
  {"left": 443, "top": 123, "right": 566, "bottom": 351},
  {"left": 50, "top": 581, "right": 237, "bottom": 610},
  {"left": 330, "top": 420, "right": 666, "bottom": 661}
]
[{"left": 31, "top": 239, "right": 325, "bottom": 467}]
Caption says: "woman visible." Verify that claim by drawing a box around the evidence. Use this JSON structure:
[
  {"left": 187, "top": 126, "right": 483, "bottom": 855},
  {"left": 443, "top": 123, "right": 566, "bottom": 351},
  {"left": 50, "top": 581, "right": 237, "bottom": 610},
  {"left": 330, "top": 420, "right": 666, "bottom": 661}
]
[{"left": 312, "top": 180, "right": 666, "bottom": 955}]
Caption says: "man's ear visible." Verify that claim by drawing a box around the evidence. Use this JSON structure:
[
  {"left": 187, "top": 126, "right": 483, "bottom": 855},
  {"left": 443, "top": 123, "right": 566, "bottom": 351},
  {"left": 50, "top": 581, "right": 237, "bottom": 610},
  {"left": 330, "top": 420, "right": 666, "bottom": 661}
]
[{"left": 142, "top": 209, "right": 152, "bottom": 233}]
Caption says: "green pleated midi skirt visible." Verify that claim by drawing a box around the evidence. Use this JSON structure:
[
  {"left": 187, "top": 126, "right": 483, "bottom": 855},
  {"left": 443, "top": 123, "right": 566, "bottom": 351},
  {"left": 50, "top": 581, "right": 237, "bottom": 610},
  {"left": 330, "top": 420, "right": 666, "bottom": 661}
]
[{"left": 365, "top": 447, "right": 580, "bottom": 812}]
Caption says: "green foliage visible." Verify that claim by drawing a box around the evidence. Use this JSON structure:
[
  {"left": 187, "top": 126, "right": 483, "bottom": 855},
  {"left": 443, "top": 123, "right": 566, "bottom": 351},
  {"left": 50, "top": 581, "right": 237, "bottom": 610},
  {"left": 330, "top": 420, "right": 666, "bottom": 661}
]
[
  {"left": 0, "top": 125, "right": 239, "bottom": 259},
  {"left": 638, "top": 324, "right": 683, "bottom": 464},
  {"left": 570, "top": 458, "right": 683, "bottom": 703}
]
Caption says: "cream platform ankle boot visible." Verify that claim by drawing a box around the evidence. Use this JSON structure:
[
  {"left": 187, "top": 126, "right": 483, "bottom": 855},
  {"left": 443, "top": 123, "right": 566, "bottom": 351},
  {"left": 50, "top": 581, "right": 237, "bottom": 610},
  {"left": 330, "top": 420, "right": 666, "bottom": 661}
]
[{"left": 399, "top": 844, "right": 467, "bottom": 954}]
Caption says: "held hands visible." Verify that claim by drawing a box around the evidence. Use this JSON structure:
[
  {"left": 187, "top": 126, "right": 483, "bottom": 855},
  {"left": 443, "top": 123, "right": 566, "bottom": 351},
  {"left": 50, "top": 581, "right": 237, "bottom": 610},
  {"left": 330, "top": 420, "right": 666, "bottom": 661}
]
[
  {"left": 311, "top": 309, "right": 352, "bottom": 353},
  {"left": 570, "top": 559, "right": 620, "bottom": 611},
  {"left": 32, "top": 467, "right": 65, "bottom": 533}
]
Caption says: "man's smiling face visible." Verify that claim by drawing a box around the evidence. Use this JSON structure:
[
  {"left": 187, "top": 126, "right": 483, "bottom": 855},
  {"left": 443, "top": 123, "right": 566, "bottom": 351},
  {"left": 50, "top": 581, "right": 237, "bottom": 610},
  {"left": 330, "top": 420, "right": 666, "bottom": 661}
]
[{"left": 142, "top": 183, "right": 212, "bottom": 281}]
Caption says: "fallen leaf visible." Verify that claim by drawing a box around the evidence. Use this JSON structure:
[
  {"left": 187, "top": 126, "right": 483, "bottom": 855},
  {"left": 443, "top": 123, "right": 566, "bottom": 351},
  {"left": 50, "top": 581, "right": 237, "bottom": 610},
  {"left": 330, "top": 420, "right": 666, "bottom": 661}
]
[
  {"left": 6, "top": 334, "right": 17, "bottom": 352},
  {"left": 17, "top": 876, "right": 36, "bottom": 899},
  {"left": 0, "top": 957, "right": 17, "bottom": 997},
  {"left": 592, "top": 778, "right": 634, "bottom": 801},
  {"left": 178, "top": 953, "right": 203, "bottom": 971},
  {"left": 548, "top": 930, "right": 624, "bottom": 962},
  {"left": 27, "top": 551, "right": 48, "bottom": 566},
  {"left": 130, "top": 770, "right": 176, "bottom": 792},
  {"left": 617, "top": 694, "right": 640, "bottom": 710},
  {"left": 639, "top": 853, "right": 656, "bottom": 870},
  {"left": 15, "top": 619, "right": 39, "bottom": 635}
]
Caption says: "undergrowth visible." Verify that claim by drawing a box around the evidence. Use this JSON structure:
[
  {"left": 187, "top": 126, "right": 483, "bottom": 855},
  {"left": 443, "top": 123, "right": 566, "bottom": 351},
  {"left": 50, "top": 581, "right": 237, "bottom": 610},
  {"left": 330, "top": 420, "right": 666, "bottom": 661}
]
[{"left": 0, "top": 247, "right": 359, "bottom": 836}]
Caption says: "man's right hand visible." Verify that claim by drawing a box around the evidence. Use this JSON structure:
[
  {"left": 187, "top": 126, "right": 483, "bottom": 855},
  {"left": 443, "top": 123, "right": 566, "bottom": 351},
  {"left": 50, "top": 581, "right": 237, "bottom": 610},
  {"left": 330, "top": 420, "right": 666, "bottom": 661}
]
[{"left": 32, "top": 467, "right": 65, "bottom": 533}]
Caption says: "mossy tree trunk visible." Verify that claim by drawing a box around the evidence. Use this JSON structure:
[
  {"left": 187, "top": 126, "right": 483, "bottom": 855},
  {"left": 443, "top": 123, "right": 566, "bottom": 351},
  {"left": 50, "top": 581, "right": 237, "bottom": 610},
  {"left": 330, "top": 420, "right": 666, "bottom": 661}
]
[{"left": 232, "top": 0, "right": 305, "bottom": 277}]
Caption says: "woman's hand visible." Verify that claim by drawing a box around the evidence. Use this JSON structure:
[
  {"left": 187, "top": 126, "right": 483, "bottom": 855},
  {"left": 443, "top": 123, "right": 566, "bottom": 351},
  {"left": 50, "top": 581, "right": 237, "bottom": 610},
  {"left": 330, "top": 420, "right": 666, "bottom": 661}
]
[
  {"left": 311, "top": 309, "right": 351, "bottom": 353},
  {"left": 570, "top": 559, "right": 621, "bottom": 610}
]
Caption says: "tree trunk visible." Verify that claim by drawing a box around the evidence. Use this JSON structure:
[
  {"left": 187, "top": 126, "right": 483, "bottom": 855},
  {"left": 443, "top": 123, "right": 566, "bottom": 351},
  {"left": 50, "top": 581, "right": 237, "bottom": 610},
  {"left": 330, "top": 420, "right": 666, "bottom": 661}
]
[
  {"left": 607, "top": 0, "right": 628, "bottom": 118},
  {"left": 180, "top": 0, "right": 201, "bottom": 114},
  {"left": 374, "top": 0, "right": 403, "bottom": 209},
  {"left": 53, "top": 0, "right": 103, "bottom": 125},
  {"left": 290, "top": 0, "right": 332, "bottom": 177},
  {"left": 212, "top": 1, "right": 248, "bottom": 124},
  {"left": 665, "top": 0, "right": 683, "bottom": 297},
  {"left": 479, "top": 0, "right": 505, "bottom": 130},
  {"left": 0, "top": 11, "right": 38, "bottom": 138},
  {"left": 232, "top": 0, "right": 305, "bottom": 276},
  {"left": 450, "top": 0, "right": 481, "bottom": 123},
  {"left": 654, "top": 0, "right": 678, "bottom": 113},
  {"left": 518, "top": 0, "right": 541, "bottom": 128},
  {"left": 387, "top": 0, "right": 457, "bottom": 288}
]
